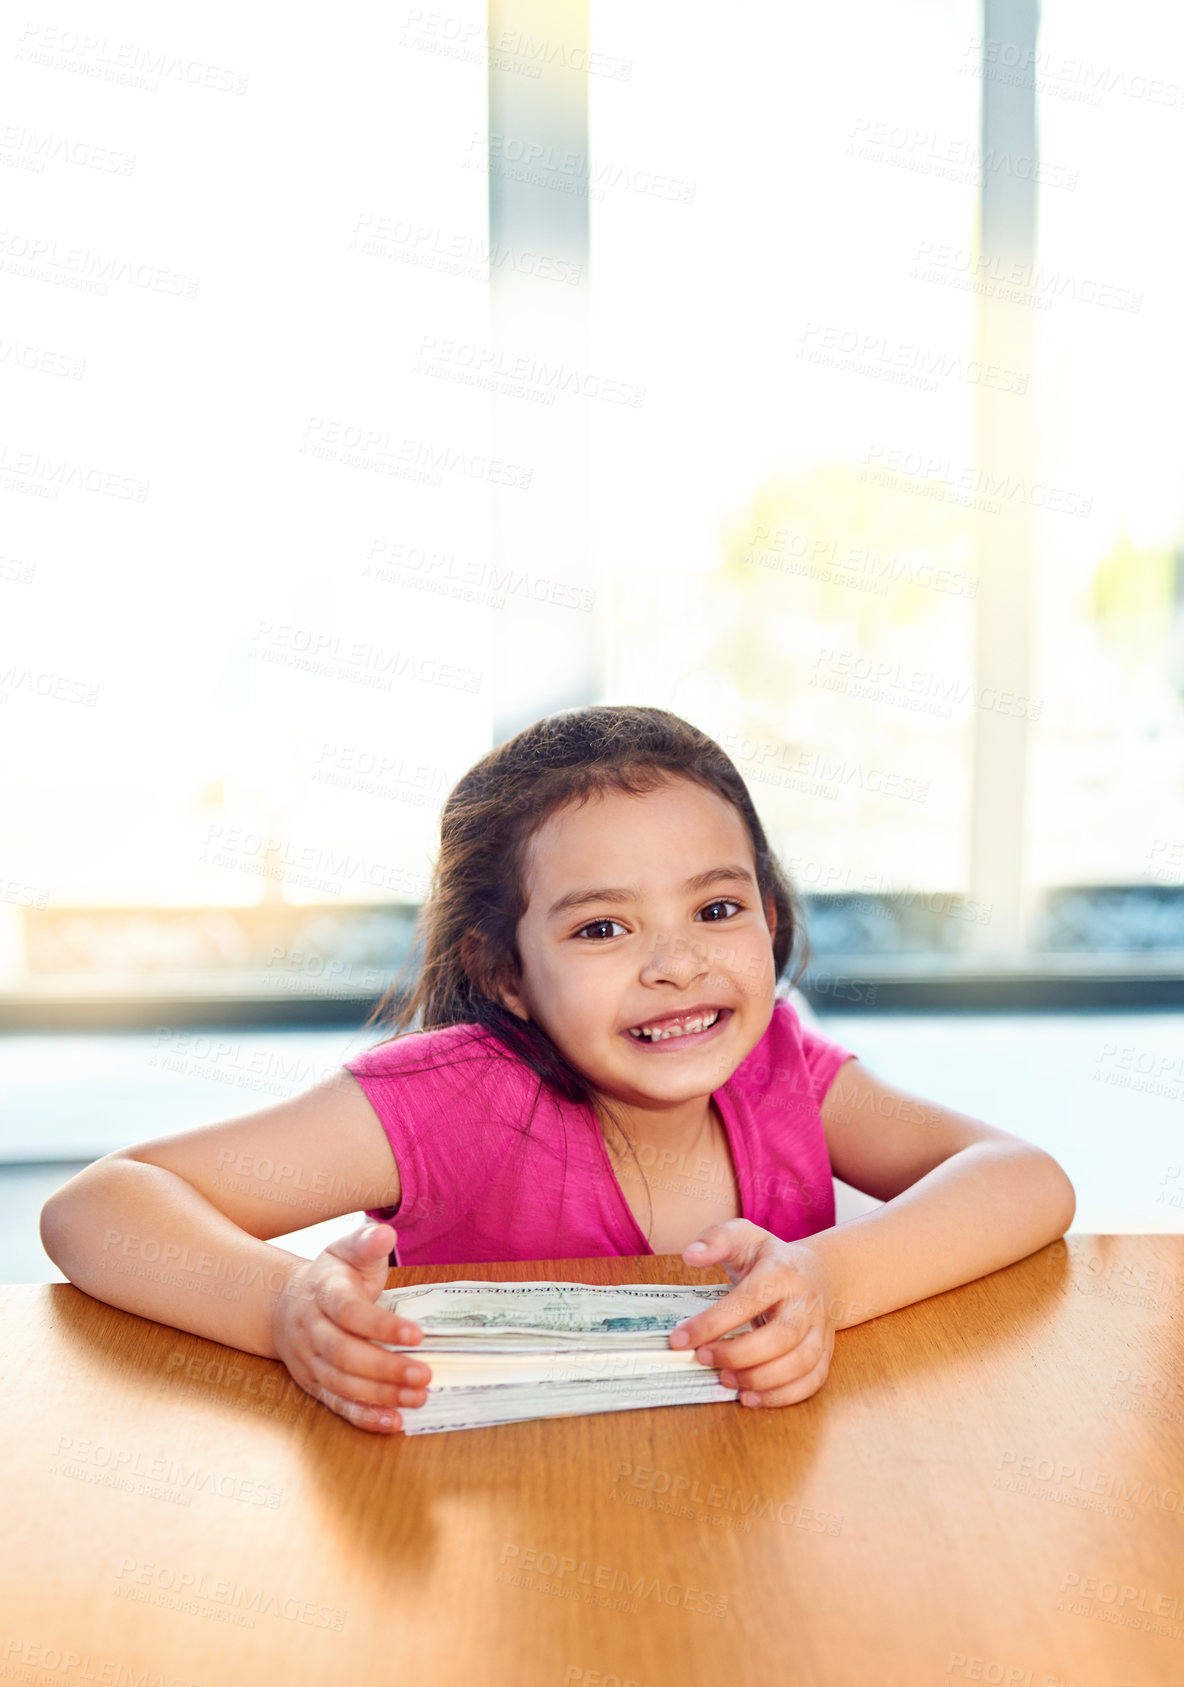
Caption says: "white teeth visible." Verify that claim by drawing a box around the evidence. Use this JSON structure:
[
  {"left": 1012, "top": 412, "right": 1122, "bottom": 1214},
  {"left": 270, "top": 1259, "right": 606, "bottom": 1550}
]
[{"left": 628, "top": 1010, "right": 721, "bottom": 1042}]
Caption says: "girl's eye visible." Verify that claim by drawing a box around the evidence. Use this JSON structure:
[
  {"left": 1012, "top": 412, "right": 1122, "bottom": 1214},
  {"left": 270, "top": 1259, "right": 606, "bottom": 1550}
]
[
  {"left": 575, "top": 918, "right": 628, "bottom": 941},
  {"left": 698, "top": 899, "right": 742, "bottom": 922}
]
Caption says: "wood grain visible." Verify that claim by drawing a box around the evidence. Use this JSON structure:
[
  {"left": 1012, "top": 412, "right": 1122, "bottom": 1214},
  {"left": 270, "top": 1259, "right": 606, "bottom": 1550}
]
[{"left": 2, "top": 1236, "right": 1182, "bottom": 1686}]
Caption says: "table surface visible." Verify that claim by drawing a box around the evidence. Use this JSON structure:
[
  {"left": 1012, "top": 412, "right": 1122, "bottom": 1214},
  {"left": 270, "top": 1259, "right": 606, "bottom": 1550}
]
[{"left": 2, "top": 1236, "right": 1182, "bottom": 1687}]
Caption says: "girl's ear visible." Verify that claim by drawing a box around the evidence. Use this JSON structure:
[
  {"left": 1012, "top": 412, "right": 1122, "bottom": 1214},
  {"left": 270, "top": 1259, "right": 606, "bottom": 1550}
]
[
  {"left": 492, "top": 953, "right": 529, "bottom": 1021},
  {"left": 461, "top": 932, "right": 529, "bottom": 1021},
  {"left": 497, "top": 978, "right": 530, "bottom": 1022},
  {"left": 764, "top": 894, "right": 778, "bottom": 941}
]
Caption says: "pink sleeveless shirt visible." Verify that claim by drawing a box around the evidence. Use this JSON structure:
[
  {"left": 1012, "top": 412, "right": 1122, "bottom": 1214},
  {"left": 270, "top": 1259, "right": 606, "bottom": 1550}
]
[{"left": 343, "top": 995, "right": 858, "bottom": 1265}]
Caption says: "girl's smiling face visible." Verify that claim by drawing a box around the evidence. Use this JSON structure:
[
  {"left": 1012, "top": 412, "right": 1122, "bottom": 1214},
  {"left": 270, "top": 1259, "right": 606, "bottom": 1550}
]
[{"left": 497, "top": 776, "right": 779, "bottom": 1114}]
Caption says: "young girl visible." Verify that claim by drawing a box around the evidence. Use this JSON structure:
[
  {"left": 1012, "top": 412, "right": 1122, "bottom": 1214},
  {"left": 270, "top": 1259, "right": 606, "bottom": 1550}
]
[{"left": 40, "top": 705, "right": 1076, "bottom": 1435}]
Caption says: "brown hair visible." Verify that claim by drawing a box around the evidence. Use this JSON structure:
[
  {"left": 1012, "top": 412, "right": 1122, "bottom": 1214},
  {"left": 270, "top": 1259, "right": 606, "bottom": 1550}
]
[{"left": 361, "top": 705, "right": 811, "bottom": 1190}]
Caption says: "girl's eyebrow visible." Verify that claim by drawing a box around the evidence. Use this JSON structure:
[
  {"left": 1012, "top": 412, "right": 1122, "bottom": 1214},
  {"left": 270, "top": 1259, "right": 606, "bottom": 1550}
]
[{"left": 545, "top": 864, "right": 757, "bottom": 922}]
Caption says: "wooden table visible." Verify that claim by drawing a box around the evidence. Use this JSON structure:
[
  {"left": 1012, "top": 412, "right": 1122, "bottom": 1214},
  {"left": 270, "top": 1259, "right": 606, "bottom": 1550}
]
[{"left": 2, "top": 1236, "right": 1182, "bottom": 1687}]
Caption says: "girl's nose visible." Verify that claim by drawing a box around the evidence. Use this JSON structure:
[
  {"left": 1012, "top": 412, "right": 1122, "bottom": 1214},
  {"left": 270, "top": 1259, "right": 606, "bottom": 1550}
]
[{"left": 639, "top": 935, "right": 709, "bottom": 983}]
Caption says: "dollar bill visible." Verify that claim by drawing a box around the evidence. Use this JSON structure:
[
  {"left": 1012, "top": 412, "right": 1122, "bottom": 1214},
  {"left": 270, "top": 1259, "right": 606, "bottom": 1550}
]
[
  {"left": 376, "top": 1279, "right": 752, "bottom": 1350},
  {"left": 371, "top": 1280, "right": 749, "bottom": 1434}
]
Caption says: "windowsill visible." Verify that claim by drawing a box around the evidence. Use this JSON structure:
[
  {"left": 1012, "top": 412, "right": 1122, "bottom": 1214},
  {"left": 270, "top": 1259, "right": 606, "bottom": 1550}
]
[{"left": 4, "top": 951, "right": 1184, "bottom": 1030}]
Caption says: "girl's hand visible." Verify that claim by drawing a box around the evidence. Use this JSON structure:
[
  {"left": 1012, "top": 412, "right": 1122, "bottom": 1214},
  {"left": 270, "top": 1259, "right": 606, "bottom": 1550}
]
[
  {"left": 669, "top": 1219, "right": 836, "bottom": 1408},
  {"left": 271, "top": 1221, "right": 431, "bottom": 1433}
]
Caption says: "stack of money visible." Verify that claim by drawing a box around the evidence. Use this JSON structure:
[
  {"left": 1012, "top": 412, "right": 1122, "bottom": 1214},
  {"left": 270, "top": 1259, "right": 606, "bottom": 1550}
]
[{"left": 373, "top": 1280, "right": 749, "bottom": 1435}]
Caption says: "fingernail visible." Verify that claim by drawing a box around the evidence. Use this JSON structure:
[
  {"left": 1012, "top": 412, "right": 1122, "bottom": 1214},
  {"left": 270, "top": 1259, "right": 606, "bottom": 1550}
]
[
  {"left": 685, "top": 1241, "right": 708, "bottom": 1253},
  {"left": 405, "top": 1365, "right": 426, "bottom": 1385},
  {"left": 669, "top": 1328, "right": 689, "bottom": 1347},
  {"left": 378, "top": 1414, "right": 394, "bottom": 1429},
  {"left": 696, "top": 1349, "right": 714, "bottom": 1366}
]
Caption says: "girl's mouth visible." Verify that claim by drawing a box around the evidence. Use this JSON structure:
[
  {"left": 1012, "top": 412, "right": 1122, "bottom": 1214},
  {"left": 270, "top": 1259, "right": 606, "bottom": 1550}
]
[{"left": 622, "top": 1007, "right": 732, "bottom": 1049}]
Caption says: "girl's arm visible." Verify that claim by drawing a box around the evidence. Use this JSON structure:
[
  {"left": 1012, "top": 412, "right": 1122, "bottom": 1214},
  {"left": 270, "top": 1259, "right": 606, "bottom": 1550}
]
[
  {"left": 807, "top": 1056, "right": 1077, "bottom": 1327},
  {"left": 669, "top": 1060, "right": 1077, "bottom": 1408},
  {"left": 39, "top": 1069, "right": 403, "bottom": 1357}
]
